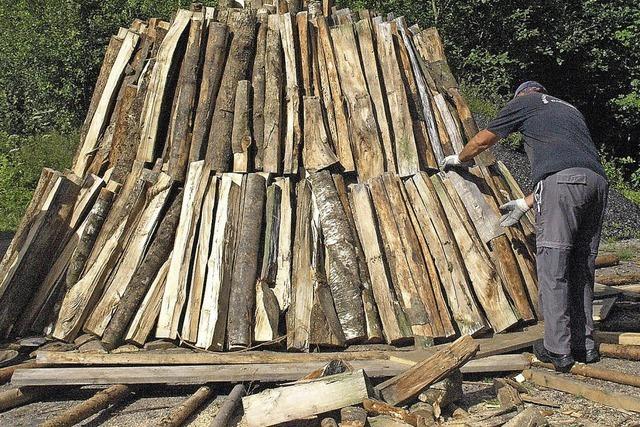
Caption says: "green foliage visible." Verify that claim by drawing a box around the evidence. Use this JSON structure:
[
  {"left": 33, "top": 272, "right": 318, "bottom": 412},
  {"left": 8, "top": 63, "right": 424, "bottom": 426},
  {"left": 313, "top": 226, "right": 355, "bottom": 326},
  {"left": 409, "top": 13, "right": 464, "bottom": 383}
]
[{"left": 0, "top": 131, "right": 77, "bottom": 231}]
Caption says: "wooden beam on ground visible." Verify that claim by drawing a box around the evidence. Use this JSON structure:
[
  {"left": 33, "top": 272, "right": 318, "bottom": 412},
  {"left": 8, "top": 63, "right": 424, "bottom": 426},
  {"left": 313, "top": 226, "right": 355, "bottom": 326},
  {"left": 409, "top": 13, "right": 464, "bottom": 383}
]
[
  {"left": 530, "top": 355, "right": 640, "bottom": 388},
  {"left": 599, "top": 342, "right": 640, "bottom": 361},
  {"left": 40, "top": 384, "right": 130, "bottom": 427},
  {"left": 242, "top": 370, "right": 371, "bottom": 426},
  {"left": 523, "top": 369, "right": 640, "bottom": 413},
  {"left": 0, "top": 387, "right": 42, "bottom": 412},
  {"left": 210, "top": 384, "right": 245, "bottom": 427},
  {"left": 158, "top": 385, "right": 213, "bottom": 427},
  {"left": 375, "top": 335, "right": 479, "bottom": 405}
]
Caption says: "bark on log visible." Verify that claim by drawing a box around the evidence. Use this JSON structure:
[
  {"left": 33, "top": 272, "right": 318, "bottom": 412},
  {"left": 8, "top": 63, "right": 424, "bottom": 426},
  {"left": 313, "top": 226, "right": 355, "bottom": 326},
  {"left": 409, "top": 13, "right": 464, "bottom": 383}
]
[
  {"left": 159, "top": 385, "right": 213, "bottom": 427},
  {"left": 210, "top": 384, "right": 245, "bottom": 427},
  {"left": 252, "top": 13, "right": 268, "bottom": 170},
  {"left": 231, "top": 80, "right": 253, "bottom": 172},
  {"left": 227, "top": 174, "right": 266, "bottom": 349},
  {"left": 206, "top": 10, "right": 257, "bottom": 171},
  {"left": 0, "top": 387, "right": 42, "bottom": 412},
  {"left": 101, "top": 190, "right": 183, "bottom": 348},
  {"left": 190, "top": 22, "right": 229, "bottom": 162},
  {"left": 596, "top": 272, "right": 640, "bottom": 286},
  {"left": 309, "top": 170, "right": 366, "bottom": 343},
  {"left": 594, "top": 254, "right": 620, "bottom": 269},
  {"left": 262, "top": 14, "right": 284, "bottom": 174},
  {"left": 40, "top": 384, "right": 130, "bottom": 427},
  {"left": 280, "top": 13, "right": 302, "bottom": 174},
  {"left": 598, "top": 343, "right": 640, "bottom": 361},
  {"left": 167, "top": 14, "right": 204, "bottom": 181},
  {"left": 65, "top": 188, "right": 115, "bottom": 289}
]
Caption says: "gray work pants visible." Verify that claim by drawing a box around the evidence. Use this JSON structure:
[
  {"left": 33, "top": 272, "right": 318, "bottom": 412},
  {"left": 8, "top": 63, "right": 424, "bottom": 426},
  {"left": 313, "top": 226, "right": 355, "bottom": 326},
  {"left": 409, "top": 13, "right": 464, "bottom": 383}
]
[{"left": 534, "top": 167, "right": 608, "bottom": 354}]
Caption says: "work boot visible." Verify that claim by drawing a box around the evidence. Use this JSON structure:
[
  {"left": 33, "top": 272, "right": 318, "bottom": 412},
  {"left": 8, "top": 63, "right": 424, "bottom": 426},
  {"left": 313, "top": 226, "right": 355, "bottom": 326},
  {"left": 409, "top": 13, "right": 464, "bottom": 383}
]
[
  {"left": 533, "top": 340, "right": 574, "bottom": 372},
  {"left": 573, "top": 347, "right": 600, "bottom": 364}
]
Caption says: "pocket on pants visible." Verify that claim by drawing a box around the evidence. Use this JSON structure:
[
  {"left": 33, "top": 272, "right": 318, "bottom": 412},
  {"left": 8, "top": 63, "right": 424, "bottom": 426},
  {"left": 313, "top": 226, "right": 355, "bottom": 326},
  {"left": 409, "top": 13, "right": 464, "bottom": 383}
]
[{"left": 557, "top": 173, "right": 589, "bottom": 206}]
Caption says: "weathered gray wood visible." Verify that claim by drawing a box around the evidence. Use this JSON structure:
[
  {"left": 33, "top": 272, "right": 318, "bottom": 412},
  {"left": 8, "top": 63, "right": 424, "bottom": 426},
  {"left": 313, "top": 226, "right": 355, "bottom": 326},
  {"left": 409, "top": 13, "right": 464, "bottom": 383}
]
[
  {"left": 252, "top": 13, "right": 268, "bottom": 170},
  {"left": 231, "top": 80, "right": 253, "bottom": 172},
  {"left": 302, "top": 96, "right": 339, "bottom": 171},
  {"left": 262, "top": 14, "right": 284, "bottom": 174},
  {"left": 280, "top": 13, "right": 302, "bottom": 174}
]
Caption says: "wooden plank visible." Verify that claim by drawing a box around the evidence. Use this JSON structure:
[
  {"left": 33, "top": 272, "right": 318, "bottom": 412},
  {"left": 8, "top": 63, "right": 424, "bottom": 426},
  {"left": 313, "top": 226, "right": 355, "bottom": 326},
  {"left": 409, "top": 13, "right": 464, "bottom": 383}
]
[
  {"left": 523, "top": 369, "right": 640, "bottom": 413},
  {"left": 376, "top": 335, "right": 479, "bottom": 405},
  {"left": 310, "top": 171, "right": 366, "bottom": 342},
  {"left": 262, "top": 14, "right": 284, "bottom": 174},
  {"left": 431, "top": 174, "right": 519, "bottom": 332},
  {"left": 242, "top": 370, "right": 372, "bottom": 426},
  {"left": 125, "top": 254, "right": 171, "bottom": 345},
  {"left": 206, "top": 10, "right": 257, "bottom": 171},
  {"left": 350, "top": 184, "right": 413, "bottom": 344},
  {"left": 280, "top": 13, "right": 302, "bottom": 174},
  {"left": 374, "top": 22, "right": 419, "bottom": 176},
  {"left": 316, "top": 16, "right": 355, "bottom": 172},
  {"left": 227, "top": 174, "right": 266, "bottom": 349},
  {"left": 74, "top": 31, "right": 139, "bottom": 176},
  {"left": 190, "top": 22, "right": 229, "bottom": 162},
  {"left": 84, "top": 173, "right": 173, "bottom": 337},
  {"left": 354, "top": 19, "right": 395, "bottom": 172},
  {"left": 166, "top": 14, "right": 204, "bottom": 181},
  {"left": 196, "top": 174, "right": 242, "bottom": 350},
  {"left": 405, "top": 176, "right": 486, "bottom": 336},
  {"left": 137, "top": 10, "right": 192, "bottom": 162},
  {"left": 157, "top": 161, "right": 210, "bottom": 338},
  {"left": 330, "top": 23, "right": 384, "bottom": 180},
  {"left": 181, "top": 177, "right": 218, "bottom": 342}
]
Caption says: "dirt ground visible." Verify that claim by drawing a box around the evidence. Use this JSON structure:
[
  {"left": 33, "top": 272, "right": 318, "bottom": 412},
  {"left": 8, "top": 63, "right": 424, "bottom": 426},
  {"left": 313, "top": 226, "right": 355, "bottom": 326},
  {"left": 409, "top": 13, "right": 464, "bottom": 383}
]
[{"left": 0, "top": 241, "right": 639, "bottom": 426}]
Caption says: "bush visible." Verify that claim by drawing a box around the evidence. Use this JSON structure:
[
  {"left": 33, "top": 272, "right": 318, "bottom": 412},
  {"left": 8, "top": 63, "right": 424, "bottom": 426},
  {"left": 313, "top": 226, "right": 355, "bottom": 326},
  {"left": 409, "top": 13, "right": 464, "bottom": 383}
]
[{"left": 0, "top": 132, "right": 77, "bottom": 231}]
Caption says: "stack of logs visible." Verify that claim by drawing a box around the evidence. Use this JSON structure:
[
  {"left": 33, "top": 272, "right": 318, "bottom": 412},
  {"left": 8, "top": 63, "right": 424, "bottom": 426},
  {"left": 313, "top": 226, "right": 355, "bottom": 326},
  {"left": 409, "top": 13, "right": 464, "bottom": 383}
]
[{"left": 0, "top": 1, "right": 540, "bottom": 352}]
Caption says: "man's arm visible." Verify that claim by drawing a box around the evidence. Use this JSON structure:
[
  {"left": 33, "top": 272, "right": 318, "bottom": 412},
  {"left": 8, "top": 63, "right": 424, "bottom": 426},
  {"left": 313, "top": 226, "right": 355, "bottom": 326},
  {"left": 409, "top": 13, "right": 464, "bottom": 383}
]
[{"left": 440, "top": 129, "right": 500, "bottom": 169}]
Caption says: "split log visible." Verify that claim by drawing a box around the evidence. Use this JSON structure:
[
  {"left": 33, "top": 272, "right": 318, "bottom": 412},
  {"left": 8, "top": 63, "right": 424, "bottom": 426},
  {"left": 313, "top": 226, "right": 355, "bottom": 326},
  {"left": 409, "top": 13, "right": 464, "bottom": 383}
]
[
  {"left": 159, "top": 385, "right": 213, "bottom": 427},
  {"left": 406, "top": 175, "right": 486, "bottom": 335},
  {"left": 341, "top": 406, "right": 368, "bottom": 427},
  {"left": 182, "top": 177, "right": 218, "bottom": 342},
  {"left": 431, "top": 175, "right": 519, "bottom": 332},
  {"left": 312, "top": 16, "right": 339, "bottom": 151},
  {"left": 262, "top": 14, "right": 284, "bottom": 173},
  {"left": 137, "top": 10, "right": 192, "bottom": 162},
  {"left": 374, "top": 21, "right": 419, "bottom": 176},
  {"left": 297, "top": 11, "right": 313, "bottom": 96},
  {"left": 85, "top": 173, "right": 173, "bottom": 336},
  {"left": 206, "top": 10, "right": 257, "bottom": 171},
  {"left": 166, "top": 14, "right": 204, "bottom": 181},
  {"left": 108, "top": 84, "right": 140, "bottom": 180},
  {"left": 101, "top": 189, "right": 183, "bottom": 348},
  {"left": 287, "top": 180, "right": 314, "bottom": 351},
  {"left": 523, "top": 369, "right": 640, "bottom": 413},
  {"left": 331, "top": 23, "right": 384, "bottom": 179},
  {"left": 40, "top": 384, "right": 130, "bottom": 427},
  {"left": 316, "top": 16, "right": 355, "bottom": 171},
  {"left": 375, "top": 335, "right": 479, "bottom": 405},
  {"left": 274, "top": 177, "right": 293, "bottom": 311},
  {"left": 321, "top": 418, "right": 338, "bottom": 427},
  {"left": 125, "top": 254, "right": 171, "bottom": 345},
  {"left": 190, "top": 22, "right": 229, "bottom": 162},
  {"left": 242, "top": 370, "right": 372, "bottom": 426},
  {"left": 502, "top": 407, "right": 548, "bottom": 427},
  {"left": 280, "top": 13, "right": 302, "bottom": 174},
  {"left": 309, "top": 170, "right": 366, "bottom": 342},
  {"left": 368, "top": 175, "right": 430, "bottom": 338},
  {"left": 157, "top": 161, "right": 210, "bottom": 339},
  {"left": 302, "top": 96, "right": 339, "bottom": 171},
  {"left": 309, "top": 279, "right": 347, "bottom": 348},
  {"left": 74, "top": 31, "right": 139, "bottom": 176},
  {"left": 363, "top": 399, "right": 418, "bottom": 426},
  {"left": 196, "top": 174, "right": 242, "bottom": 350},
  {"left": 418, "top": 370, "right": 463, "bottom": 413},
  {"left": 496, "top": 384, "right": 523, "bottom": 409},
  {"left": 210, "top": 384, "right": 245, "bottom": 427},
  {"left": 253, "top": 13, "right": 268, "bottom": 169},
  {"left": 0, "top": 176, "right": 81, "bottom": 338},
  {"left": 231, "top": 80, "right": 253, "bottom": 172},
  {"left": 354, "top": 19, "right": 396, "bottom": 172},
  {"left": 350, "top": 183, "right": 412, "bottom": 344},
  {"left": 227, "top": 174, "right": 266, "bottom": 349}
]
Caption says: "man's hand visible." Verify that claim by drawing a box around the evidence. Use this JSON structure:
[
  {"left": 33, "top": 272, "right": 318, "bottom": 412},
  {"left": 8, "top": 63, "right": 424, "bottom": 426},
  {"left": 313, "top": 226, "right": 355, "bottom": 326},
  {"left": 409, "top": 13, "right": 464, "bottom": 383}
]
[
  {"left": 499, "top": 198, "right": 530, "bottom": 227},
  {"left": 440, "top": 154, "right": 464, "bottom": 171}
]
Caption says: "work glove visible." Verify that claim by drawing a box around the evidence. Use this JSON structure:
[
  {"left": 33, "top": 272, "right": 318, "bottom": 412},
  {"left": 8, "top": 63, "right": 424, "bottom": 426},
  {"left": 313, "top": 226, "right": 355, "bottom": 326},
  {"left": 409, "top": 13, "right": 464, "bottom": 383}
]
[
  {"left": 439, "top": 154, "right": 470, "bottom": 171},
  {"left": 499, "top": 198, "right": 530, "bottom": 227}
]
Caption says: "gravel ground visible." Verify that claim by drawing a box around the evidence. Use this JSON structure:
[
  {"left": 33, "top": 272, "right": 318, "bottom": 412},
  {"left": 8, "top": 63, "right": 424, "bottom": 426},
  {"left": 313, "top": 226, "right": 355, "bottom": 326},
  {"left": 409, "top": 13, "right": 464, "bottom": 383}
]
[{"left": 490, "top": 143, "right": 640, "bottom": 241}]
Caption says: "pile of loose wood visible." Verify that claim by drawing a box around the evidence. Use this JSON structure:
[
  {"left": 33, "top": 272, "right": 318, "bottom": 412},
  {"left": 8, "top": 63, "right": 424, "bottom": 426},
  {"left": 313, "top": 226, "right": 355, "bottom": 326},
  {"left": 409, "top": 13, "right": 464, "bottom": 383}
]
[{"left": 0, "top": 1, "right": 539, "bottom": 352}]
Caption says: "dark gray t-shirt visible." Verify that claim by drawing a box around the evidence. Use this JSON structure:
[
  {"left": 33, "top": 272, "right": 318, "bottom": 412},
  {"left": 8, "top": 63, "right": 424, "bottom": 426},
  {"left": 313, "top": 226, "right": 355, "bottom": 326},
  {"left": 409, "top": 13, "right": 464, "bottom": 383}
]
[{"left": 487, "top": 92, "right": 606, "bottom": 185}]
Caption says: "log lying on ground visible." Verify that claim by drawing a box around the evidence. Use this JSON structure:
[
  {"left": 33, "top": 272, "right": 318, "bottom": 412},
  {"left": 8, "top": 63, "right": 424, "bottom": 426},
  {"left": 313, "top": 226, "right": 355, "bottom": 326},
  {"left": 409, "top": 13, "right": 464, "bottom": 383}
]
[
  {"left": 595, "top": 271, "right": 640, "bottom": 286},
  {"left": 594, "top": 254, "right": 620, "bottom": 269},
  {"left": 594, "top": 331, "right": 640, "bottom": 345},
  {"left": 40, "top": 384, "right": 131, "bottom": 427},
  {"left": 242, "top": 370, "right": 372, "bottom": 426},
  {"left": 0, "top": 387, "right": 43, "bottom": 412},
  {"left": 523, "top": 369, "right": 640, "bottom": 413},
  {"left": 159, "top": 385, "right": 213, "bottom": 427},
  {"left": 210, "top": 384, "right": 245, "bottom": 427},
  {"left": 599, "top": 342, "right": 640, "bottom": 361},
  {"left": 375, "top": 335, "right": 479, "bottom": 405},
  {"left": 363, "top": 399, "right": 418, "bottom": 426},
  {"left": 530, "top": 354, "right": 640, "bottom": 388}
]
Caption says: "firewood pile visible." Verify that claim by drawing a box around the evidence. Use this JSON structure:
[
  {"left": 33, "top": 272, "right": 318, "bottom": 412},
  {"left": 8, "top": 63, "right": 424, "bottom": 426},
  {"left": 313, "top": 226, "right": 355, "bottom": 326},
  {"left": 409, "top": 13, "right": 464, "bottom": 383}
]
[{"left": 0, "top": 1, "right": 541, "bottom": 354}]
